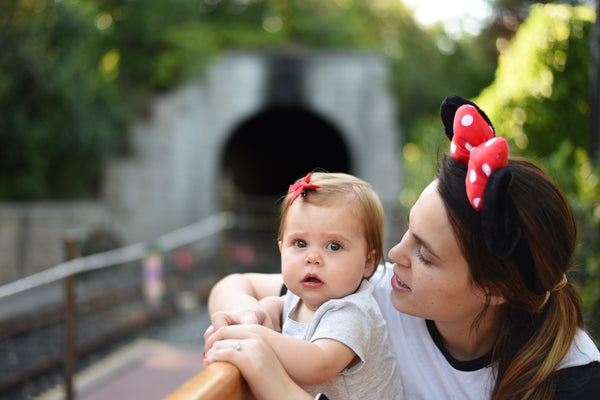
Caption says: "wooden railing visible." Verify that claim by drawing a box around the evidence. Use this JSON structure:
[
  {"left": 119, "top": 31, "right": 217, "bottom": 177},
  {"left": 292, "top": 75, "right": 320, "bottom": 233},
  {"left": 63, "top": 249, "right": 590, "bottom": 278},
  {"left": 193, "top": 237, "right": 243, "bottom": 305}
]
[{"left": 164, "top": 362, "right": 255, "bottom": 400}]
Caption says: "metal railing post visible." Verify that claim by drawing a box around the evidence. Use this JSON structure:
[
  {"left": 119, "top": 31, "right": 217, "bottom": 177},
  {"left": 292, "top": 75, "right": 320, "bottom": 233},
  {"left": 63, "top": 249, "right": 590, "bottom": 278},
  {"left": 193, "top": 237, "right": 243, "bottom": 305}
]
[{"left": 63, "top": 237, "right": 79, "bottom": 400}]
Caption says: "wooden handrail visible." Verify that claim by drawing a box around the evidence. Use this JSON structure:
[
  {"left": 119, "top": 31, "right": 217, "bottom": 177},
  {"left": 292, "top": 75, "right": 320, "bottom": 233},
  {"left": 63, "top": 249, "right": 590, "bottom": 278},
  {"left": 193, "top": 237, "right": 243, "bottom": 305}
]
[{"left": 164, "top": 362, "right": 255, "bottom": 400}]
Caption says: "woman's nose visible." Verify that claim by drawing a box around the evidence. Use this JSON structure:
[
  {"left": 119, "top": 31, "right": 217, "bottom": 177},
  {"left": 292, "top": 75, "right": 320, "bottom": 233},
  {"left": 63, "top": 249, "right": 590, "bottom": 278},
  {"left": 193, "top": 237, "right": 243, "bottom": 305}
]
[{"left": 388, "top": 231, "right": 411, "bottom": 268}]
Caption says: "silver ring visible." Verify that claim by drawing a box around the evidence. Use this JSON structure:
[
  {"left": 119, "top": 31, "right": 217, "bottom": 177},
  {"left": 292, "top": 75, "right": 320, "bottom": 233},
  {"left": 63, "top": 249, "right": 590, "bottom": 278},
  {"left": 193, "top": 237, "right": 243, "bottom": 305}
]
[{"left": 233, "top": 342, "right": 242, "bottom": 351}]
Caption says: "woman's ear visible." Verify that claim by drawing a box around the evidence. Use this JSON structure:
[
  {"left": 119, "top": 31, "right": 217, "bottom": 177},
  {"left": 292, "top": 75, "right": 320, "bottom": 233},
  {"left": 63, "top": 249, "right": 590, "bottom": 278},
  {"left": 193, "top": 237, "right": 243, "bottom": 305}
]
[
  {"left": 278, "top": 240, "right": 283, "bottom": 253},
  {"left": 485, "top": 286, "right": 507, "bottom": 306},
  {"left": 364, "top": 249, "right": 378, "bottom": 277}
]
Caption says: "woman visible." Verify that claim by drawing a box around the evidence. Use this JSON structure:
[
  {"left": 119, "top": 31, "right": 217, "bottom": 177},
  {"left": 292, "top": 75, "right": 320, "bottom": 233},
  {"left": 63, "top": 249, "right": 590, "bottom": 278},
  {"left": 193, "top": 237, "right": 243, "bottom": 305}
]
[{"left": 204, "top": 96, "right": 600, "bottom": 399}]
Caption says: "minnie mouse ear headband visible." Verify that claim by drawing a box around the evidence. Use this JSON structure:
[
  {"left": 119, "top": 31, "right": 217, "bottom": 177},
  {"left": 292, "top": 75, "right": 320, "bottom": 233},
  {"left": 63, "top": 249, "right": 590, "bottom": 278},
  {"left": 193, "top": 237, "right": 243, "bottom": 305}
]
[
  {"left": 440, "top": 96, "right": 539, "bottom": 294},
  {"left": 288, "top": 172, "right": 320, "bottom": 205}
]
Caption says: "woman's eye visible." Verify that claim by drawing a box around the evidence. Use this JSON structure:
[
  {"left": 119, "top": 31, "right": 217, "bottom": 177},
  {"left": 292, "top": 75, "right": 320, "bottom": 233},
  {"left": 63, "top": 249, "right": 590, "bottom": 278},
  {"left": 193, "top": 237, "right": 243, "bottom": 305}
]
[
  {"left": 327, "top": 242, "right": 342, "bottom": 251},
  {"left": 416, "top": 247, "right": 432, "bottom": 265},
  {"left": 294, "top": 240, "right": 307, "bottom": 248}
]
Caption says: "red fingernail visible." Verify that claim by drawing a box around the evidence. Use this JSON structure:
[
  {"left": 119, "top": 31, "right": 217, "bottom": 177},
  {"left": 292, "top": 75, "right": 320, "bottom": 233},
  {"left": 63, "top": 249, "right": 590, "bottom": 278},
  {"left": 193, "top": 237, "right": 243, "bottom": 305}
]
[{"left": 203, "top": 352, "right": 207, "bottom": 359}]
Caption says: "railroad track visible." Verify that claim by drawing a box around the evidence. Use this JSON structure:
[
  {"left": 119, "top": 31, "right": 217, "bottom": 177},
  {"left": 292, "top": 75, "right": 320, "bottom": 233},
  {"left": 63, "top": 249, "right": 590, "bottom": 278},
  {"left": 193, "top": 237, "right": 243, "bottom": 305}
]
[
  {"left": 0, "top": 270, "right": 216, "bottom": 400},
  {"left": 0, "top": 212, "right": 279, "bottom": 399}
]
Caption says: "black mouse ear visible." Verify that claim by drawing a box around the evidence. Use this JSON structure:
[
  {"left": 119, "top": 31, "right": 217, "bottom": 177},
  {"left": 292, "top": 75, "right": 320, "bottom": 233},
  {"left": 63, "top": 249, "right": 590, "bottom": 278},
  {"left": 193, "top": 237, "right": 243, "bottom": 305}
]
[
  {"left": 481, "top": 167, "right": 520, "bottom": 257},
  {"left": 440, "top": 95, "right": 495, "bottom": 141},
  {"left": 481, "top": 167, "right": 539, "bottom": 294}
]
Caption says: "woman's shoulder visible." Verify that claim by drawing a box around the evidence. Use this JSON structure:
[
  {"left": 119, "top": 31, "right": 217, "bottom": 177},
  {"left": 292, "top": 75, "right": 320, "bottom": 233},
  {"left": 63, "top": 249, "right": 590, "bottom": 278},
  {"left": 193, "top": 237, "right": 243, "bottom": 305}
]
[
  {"left": 554, "top": 330, "right": 600, "bottom": 399},
  {"left": 554, "top": 361, "right": 600, "bottom": 400},
  {"left": 559, "top": 329, "right": 600, "bottom": 369}
]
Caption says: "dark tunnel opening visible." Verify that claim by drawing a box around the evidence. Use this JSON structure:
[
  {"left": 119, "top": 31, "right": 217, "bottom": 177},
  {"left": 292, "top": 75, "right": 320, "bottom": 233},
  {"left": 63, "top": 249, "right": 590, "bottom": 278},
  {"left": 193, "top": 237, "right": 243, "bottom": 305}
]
[{"left": 222, "top": 107, "right": 351, "bottom": 198}]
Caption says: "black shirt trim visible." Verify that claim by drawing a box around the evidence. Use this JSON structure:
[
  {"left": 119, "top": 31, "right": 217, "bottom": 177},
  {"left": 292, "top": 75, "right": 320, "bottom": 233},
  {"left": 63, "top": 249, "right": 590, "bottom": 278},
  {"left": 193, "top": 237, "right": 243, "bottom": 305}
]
[
  {"left": 426, "top": 320, "right": 600, "bottom": 397},
  {"left": 426, "top": 319, "right": 491, "bottom": 371}
]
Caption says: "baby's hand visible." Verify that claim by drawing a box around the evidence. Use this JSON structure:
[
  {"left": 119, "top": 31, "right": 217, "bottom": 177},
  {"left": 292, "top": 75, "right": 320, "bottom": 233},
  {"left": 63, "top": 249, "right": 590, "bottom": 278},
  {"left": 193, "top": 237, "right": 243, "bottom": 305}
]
[
  {"left": 203, "top": 305, "right": 277, "bottom": 344},
  {"left": 258, "top": 295, "right": 285, "bottom": 333}
]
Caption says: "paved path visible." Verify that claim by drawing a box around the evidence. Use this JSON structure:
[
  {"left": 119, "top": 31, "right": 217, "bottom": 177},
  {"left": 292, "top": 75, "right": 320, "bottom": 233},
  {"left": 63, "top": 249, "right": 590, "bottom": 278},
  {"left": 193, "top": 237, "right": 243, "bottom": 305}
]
[{"left": 35, "top": 307, "right": 212, "bottom": 400}]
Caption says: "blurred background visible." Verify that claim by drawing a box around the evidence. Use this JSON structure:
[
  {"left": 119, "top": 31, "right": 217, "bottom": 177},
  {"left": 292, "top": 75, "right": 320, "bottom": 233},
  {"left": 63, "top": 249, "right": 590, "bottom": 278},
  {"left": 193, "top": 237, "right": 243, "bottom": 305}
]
[{"left": 0, "top": 0, "right": 599, "bottom": 398}]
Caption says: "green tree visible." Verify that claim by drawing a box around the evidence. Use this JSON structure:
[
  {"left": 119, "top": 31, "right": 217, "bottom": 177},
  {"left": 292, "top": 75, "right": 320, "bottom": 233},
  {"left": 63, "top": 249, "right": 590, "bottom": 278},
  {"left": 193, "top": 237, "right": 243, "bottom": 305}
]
[
  {"left": 0, "top": 0, "right": 124, "bottom": 199},
  {"left": 477, "top": 4, "right": 594, "bottom": 159}
]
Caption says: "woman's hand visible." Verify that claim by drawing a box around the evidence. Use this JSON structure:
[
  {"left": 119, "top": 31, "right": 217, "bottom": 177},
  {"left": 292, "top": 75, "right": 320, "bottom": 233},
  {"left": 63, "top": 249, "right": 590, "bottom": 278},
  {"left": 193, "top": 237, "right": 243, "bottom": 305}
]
[
  {"left": 204, "top": 333, "right": 312, "bottom": 400},
  {"left": 204, "top": 323, "right": 269, "bottom": 352}
]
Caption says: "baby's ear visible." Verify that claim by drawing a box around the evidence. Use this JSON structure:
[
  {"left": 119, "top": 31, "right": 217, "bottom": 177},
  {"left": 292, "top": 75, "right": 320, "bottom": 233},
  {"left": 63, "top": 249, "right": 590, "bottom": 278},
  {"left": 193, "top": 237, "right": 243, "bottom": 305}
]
[
  {"left": 364, "top": 249, "right": 378, "bottom": 277},
  {"left": 278, "top": 240, "right": 283, "bottom": 252}
]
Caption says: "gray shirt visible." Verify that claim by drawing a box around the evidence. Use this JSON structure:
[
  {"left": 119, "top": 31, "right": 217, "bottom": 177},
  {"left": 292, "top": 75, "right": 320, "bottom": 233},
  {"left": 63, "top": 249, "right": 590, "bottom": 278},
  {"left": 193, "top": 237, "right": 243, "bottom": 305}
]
[{"left": 283, "top": 279, "right": 404, "bottom": 400}]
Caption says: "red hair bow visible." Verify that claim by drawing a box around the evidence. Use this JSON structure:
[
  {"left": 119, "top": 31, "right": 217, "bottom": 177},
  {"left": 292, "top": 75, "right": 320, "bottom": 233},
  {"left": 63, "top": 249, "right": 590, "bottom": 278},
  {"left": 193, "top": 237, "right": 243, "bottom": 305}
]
[
  {"left": 288, "top": 172, "right": 320, "bottom": 205},
  {"left": 452, "top": 105, "right": 509, "bottom": 211}
]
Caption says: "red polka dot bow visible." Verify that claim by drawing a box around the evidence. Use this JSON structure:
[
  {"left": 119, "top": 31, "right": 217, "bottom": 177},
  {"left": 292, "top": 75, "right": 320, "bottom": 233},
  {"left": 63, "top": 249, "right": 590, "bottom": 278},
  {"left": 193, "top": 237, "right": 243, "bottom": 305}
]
[
  {"left": 288, "top": 172, "right": 320, "bottom": 205},
  {"left": 451, "top": 104, "right": 509, "bottom": 211}
]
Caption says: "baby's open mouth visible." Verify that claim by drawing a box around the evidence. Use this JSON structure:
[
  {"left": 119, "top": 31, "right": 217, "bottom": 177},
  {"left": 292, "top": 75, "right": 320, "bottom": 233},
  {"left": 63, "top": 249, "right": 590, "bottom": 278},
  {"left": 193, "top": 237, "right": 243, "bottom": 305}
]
[
  {"left": 302, "top": 275, "right": 324, "bottom": 288},
  {"left": 304, "top": 276, "right": 323, "bottom": 284}
]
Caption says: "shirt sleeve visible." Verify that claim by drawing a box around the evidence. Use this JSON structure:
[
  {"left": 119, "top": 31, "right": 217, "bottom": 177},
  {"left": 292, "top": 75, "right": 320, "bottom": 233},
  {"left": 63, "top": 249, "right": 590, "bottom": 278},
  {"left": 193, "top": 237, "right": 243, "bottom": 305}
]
[
  {"left": 308, "top": 288, "right": 378, "bottom": 373},
  {"left": 554, "top": 361, "right": 600, "bottom": 400}
]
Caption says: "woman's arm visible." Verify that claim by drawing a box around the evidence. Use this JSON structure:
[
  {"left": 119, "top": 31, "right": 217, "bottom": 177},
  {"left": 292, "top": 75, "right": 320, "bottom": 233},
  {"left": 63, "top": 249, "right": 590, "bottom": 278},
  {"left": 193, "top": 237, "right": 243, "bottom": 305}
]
[
  {"left": 207, "top": 273, "right": 284, "bottom": 331},
  {"left": 205, "top": 324, "right": 356, "bottom": 386}
]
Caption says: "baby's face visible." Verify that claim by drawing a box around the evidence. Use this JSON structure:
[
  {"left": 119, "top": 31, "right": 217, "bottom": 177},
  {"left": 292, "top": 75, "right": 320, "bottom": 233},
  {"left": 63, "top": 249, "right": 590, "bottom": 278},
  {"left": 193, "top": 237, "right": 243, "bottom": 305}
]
[{"left": 279, "top": 196, "right": 373, "bottom": 312}]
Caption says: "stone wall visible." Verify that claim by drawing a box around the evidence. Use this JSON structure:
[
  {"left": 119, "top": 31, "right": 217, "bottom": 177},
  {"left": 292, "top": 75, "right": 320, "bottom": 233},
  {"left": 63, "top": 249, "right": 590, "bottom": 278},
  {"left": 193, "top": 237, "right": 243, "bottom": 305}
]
[{"left": 0, "top": 203, "right": 122, "bottom": 285}]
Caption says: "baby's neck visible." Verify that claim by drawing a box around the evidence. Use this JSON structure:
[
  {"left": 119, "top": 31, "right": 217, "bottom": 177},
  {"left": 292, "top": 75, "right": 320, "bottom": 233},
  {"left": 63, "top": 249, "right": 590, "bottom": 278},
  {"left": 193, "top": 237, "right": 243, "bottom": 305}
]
[{"left": 292, "top": 300, "right": 318, "bottom": 323}]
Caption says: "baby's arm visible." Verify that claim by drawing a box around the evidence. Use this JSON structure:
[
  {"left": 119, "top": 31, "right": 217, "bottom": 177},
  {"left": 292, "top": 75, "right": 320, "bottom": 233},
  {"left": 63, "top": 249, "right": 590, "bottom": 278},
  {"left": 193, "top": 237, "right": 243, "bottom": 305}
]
[
  {"left": 204, "top": 273, "right": 284, "bottom": 342},
  {"left": 258, "top": 295, "right": 286, "bottom": 331},
  {"left": 205, "top": 324, "right": 356, "bottom": 386}
]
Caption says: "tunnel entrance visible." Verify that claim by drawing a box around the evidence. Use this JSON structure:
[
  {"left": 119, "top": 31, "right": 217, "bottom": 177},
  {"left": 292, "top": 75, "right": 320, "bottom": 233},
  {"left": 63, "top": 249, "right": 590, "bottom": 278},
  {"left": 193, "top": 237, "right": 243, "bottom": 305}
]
[
  {"left": 220, "top": 107, "right": 351, "bottom": 273},
  {"left": 222, "top": 107, "right": 350, "bottom": 198}
]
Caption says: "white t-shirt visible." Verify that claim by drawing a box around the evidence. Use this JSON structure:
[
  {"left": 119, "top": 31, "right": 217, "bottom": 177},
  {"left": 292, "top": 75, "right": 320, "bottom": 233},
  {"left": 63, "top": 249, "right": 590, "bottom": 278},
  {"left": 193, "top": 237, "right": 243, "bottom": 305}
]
[{"left": 370, "top": 265, "right": 600, "bottom": 400}]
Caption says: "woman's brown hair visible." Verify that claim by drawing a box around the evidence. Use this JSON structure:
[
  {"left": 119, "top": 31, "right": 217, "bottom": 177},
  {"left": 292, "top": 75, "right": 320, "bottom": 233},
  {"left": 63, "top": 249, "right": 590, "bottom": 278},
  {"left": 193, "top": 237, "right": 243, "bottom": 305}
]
[{"left": 437, "top": 155, "right": 584, "bottom": 399}]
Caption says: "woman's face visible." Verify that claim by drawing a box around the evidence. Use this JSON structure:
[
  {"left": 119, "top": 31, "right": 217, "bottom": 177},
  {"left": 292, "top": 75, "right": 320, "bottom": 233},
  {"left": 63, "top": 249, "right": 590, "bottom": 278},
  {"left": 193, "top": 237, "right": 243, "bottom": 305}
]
[{"left": 388, "top": 180, "right": 489, "bottom": 326}]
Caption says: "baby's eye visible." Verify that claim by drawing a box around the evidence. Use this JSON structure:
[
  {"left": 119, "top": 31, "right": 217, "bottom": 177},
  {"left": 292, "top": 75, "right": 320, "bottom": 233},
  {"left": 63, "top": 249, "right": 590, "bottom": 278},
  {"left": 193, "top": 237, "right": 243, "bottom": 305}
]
[
  {"left": 294, "top": 240, "right": 307, "bottom": 248},
  {"left": 326, "top": 242, "right": 342, "bottom": 251}
]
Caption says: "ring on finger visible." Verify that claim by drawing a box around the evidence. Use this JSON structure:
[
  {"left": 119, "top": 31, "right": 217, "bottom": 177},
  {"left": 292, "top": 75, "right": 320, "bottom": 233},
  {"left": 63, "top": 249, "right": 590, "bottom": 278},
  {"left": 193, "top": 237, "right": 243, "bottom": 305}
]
[{"left": 233, "top": 342, "right": 242, "bottom": 351}]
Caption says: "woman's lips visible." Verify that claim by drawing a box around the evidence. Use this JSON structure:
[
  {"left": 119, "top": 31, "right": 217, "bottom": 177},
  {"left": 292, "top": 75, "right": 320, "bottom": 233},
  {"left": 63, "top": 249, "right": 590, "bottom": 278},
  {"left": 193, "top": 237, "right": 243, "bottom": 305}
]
[{"left": 391, "top": 274, "right": 411, "bottom": 292}]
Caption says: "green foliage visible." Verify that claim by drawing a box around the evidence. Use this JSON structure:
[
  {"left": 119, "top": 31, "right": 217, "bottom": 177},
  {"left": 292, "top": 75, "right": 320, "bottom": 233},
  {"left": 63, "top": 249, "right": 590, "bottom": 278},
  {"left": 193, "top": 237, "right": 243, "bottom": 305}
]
[
  {"left": 545, "top": 142, "right": 600, "bottom": 337},
  {"left": 477, "top": 4, "right": 595, "bottom": 158},
  {"left": 391, "top": 29, "right": 496, "bottom": 138},
  {"left": 0, "top": 0, "right": 125, "bottom": 199}
]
